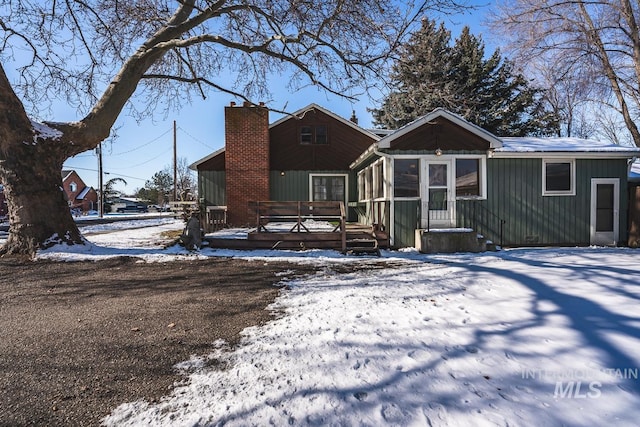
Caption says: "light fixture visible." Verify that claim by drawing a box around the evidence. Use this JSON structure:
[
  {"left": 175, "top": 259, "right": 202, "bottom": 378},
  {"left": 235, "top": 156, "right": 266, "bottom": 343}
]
[
  {"left": 486, "top": 149, "right": 495, "bottom": 158},
  {"left": 435, "top": 148, "right": 443, "bottom": 156},
  {"left": 280, "top": 171, "right": 285, "bottom": 176}
]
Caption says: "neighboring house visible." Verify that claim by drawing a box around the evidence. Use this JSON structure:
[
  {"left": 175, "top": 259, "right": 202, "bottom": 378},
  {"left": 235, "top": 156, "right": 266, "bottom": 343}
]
[
  {"left": 61, "top": 170, "right": 98, "bottom": 214},
  {"left": 192, "top": 103, "right": 640, "bottom": 248}
]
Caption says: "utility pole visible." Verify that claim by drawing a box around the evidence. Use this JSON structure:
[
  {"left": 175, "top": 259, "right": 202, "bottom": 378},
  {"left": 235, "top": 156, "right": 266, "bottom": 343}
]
[
  {"left": 97, "top": 142, "right": 104, "bottom": 218},
  {"left": 173, "top": 120, "right": 177, "bottom": 202}
]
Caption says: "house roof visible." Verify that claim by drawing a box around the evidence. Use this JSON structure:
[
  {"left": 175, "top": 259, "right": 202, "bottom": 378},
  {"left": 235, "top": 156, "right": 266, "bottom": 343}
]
[
  {"left": 269, "top": 103, "right": 381, "bottom": 140},
  {"left": 61, "top": 170, "right": 74, "bottom": 181},
  {"left": 495, "top": 137, "right": 640, "bottom": 158},
  {"left": 189, "top": 147, "right": 225, "bottom": 170},
  {"left": 189, "top": 103, "right": 381, "bottom": 171},
  {"left": 377, "top": 108, "right": 503, "bottom": 150},
  {"left": 76, "top": 186, "right": 93, "bottom": 200}
]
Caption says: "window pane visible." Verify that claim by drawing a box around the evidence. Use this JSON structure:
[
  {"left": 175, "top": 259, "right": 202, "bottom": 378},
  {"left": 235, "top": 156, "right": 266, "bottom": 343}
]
[
  {"left": 374, "top": 162, "right": 384, "bottom": 199},
  {"left": 315, "top": 125, "right": 328, "bottom": 144},
  {"left": 456, "top": 159, "right": 480, "bottom": 197},
  {"left": 596, "top": 184, "right": 614, "bottom": 231},
  {"left": 429, "top": 164, "right": 447, "bottom": 186},
  {"left": 546, "top": 162, "right": 571, "bottom": 192},
  {"left": 429, "top": 189, "right": 447, "bottom": 210},
  {"left": 300, "top": 126, "right": 312, "bottom": 144},
  {"left": 313, "top": 176, "right": 344, "bottom": 201},
  {"left": 358, "top": 172, "right": 365, "bottom": 201},
  {"left": 394, "top": 159, "right": 419, "bottom": 198}
]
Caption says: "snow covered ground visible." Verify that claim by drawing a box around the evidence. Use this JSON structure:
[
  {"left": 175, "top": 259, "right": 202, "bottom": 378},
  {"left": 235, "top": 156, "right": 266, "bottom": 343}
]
[{"left": 6, "top": 219, "right": 640, "bottom": 426}]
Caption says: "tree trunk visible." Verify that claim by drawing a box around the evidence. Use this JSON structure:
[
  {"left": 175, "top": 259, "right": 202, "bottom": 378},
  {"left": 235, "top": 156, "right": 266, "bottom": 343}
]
[
  {"left": 0, "top": 65, "right": 84, "bottom": 256},
  {"left": 0, "top": 138, "right": 84, "bottom": 256}
]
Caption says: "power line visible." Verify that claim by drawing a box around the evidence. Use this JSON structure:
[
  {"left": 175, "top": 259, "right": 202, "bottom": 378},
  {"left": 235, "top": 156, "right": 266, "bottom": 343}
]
[
  {"left": 177, "top": 126, "right": 216, "bottom": 150},
  {"left": 63, "top": 165, "right": 147, "bottom": 182},
  {"left": 108, "top": 127, "right": 173, "bottom": 156},
  {"left": 107, "top": 147, "right": 173, "bottom": 170}
]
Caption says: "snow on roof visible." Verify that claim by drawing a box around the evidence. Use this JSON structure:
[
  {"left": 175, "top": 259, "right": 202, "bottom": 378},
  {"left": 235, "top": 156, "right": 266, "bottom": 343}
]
[
  {"left": 76, "top": 186, "right": 92, "bottom": 200},
  {"left": 498, "top": 137, "right": 640, "bottom": 153}
]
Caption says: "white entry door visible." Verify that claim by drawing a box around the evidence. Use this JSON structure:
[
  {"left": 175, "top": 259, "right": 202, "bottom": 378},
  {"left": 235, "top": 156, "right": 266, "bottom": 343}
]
[
  {"left": 590, "top": 178, "right": 619, "bottom": 245},
  {"left": 421, "top": 161, "right": 455, "bottom": 228}
]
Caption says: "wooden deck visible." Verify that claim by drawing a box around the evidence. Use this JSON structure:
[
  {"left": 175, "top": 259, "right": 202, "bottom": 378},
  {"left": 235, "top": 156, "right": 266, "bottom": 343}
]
[
  {"left": 204, "top": 222, "right": 389, "bottom": 252},
  {"left": 204, "top": 201, "right": 389, "bottom": 253}
]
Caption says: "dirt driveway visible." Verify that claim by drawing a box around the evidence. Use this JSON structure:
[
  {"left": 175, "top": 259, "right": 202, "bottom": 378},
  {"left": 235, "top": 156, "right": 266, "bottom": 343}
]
[{"left": 0, "top": 256, "right": 317, "bottom": 426}]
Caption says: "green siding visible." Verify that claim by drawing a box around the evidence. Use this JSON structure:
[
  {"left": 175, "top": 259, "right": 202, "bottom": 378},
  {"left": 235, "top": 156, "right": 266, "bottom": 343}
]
[
  {"left": 393, "top": 200, "right": 419, "bottom": 248},
  {"left": 476, "top": 158, "right": 629, "bottom": 246},
  {"left": 198, "top": 171, "right": 226, "bottom": 206},
  {"left": 270, "top": 170, "right": 359, "bottom": 220},
  {"left": 388, "top": 158, "right": 629, "bottom": 248},
  {"left": 270, "top": 170, "right": 310, "bottom": 201}
]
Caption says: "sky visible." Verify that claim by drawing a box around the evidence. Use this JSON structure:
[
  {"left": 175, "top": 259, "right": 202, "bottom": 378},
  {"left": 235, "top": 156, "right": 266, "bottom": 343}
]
[
  {"left": 5, "top": 1, "right": 497, "bottom": 195},
  {"left": 15, "top": 217, "right": 640, "bottom": 426}
]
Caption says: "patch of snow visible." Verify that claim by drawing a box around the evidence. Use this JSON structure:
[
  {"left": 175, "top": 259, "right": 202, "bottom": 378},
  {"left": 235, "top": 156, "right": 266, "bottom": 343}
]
[
  {"left": 31, "top": 120, "right": 63, "bottom": 142},
  {"left": 104, "top": 246, "right": 640, "bottom": 427},
  {"left": 3, "top": 218, "right": 640, "bottom": 425},
  {"left": 499, "top": 137, "right": 640, "bottom": 153}
]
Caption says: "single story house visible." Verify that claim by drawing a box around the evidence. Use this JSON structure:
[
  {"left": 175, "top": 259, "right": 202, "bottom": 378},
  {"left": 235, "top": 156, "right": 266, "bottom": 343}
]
[{"left": 191, "top": 103, "right": 640, "bottom": 249}]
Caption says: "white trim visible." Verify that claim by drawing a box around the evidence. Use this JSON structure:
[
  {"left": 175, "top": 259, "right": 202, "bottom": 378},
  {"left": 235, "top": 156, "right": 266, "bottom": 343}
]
[
  {"left": 421, "top": 159, "right": 456, "bottom": 228},
  {"left": 453, "top": 155, "right": 487, "bottom": 200},
  {"left": 542, "top": 159, "right": 576, "bottom": 196},
  {"left": 308, "top": 173, "right": 349, "bottom": 206},
  {"left": 377, "top": 108, "right": 502, "bottom": 150},
  {"left": 590, "top": 178, "right": 620, "bottom": 246}
]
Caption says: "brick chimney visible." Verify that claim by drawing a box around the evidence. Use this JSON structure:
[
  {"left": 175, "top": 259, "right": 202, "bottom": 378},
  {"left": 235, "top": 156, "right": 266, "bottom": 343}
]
[{"left": 225, "top": 102, "right": 270, "bottom": 226}]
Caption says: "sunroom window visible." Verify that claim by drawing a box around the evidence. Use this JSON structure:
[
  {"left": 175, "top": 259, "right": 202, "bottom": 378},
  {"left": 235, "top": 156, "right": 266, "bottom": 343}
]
[
  {"left": 543, "top": 159, "right": 575, "bottom": 196},
  {"left": 456, "top": 158, "right": 480, "bottom": 197},
  {"left": 394, "top": 159, "right": 419, "bottom": 198}
]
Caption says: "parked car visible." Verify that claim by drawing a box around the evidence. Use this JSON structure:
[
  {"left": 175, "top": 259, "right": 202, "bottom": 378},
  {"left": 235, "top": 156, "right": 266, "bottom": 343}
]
[{"left": 116, "top": 204, "right": 148, "bottom": 213}]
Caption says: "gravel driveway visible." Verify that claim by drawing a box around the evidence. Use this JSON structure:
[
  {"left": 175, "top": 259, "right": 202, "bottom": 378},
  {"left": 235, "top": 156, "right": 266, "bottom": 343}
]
[{"left": 0, "top": 256, "right": 316, "bottom": 426}]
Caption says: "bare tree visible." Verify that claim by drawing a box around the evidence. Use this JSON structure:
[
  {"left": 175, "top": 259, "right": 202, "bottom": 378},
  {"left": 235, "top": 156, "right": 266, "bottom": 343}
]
[
  {"left": 490, "top": 0, "right": 640, "bottom": 146},
  {"left": 0, "top": 0, "right": 468, "bottom": 256}
]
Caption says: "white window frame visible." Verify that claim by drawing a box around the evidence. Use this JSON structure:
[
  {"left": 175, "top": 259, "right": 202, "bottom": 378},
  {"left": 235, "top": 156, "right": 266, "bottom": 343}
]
[
  {"left": 309, "top": 173, "right": 349, "bottom": 205},
  {"left": 542, "top": 159, "right": 576, "bottom": 196},
  {"left": 70, "top": 181, "right": 77, "bottom": 193},
  {"left": 454, "top": 155, "right": 487, "bottom": 200}
]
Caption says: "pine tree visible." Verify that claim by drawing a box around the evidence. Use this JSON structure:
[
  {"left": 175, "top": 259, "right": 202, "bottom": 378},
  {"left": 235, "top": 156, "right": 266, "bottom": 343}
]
[{"left": 371, "top": 20, "right": 559, "bottom": 136}]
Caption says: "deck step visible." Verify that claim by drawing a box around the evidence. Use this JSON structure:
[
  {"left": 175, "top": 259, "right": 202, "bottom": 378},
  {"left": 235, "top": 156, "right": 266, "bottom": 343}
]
[{"left": 344, "top": 237, "right": 380, "bottom": 256}]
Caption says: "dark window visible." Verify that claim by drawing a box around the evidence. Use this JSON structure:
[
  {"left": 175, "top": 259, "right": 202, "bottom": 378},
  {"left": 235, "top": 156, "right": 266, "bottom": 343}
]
[
  {"left": 394, "top": 159, "right": 419, "bottom": 198},
  {"left": 456, "top": 158, "right": 480, "bottom": 197},
  {"left": 300, "top": 126, "right": 313, "bottom": 144},
  {"left": 312, "top": 176, "right": 345, "bottom": 202},
  {"left": 315, "top": 125, "right": 327, "bottom": 144},
  {"left": 596, "top": 183, "right": 615, "bottom": 232},
  {"left": 545, "top": 162, "right": 572, "bottom": 193},
  {"left": 300, "top": 125, "right": 328, "bottom": 145}
]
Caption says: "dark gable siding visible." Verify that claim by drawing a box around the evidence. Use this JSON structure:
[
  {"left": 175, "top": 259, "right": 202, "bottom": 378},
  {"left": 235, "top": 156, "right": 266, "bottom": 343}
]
[
  {"left": 269, "top": 109, "right": 376, "bottom": 171},
  {"left": 198, "top": 151, "right": 225, "bottom": 171},
  {"left": 390, "top": 118, "right": 491, "bottom": 151}
]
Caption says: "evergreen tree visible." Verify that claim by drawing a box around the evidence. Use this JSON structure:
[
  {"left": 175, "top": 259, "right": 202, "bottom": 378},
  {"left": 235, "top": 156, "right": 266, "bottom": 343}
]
[{"left": 371, "top": 20, "right": 559, "bottom": 136}]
